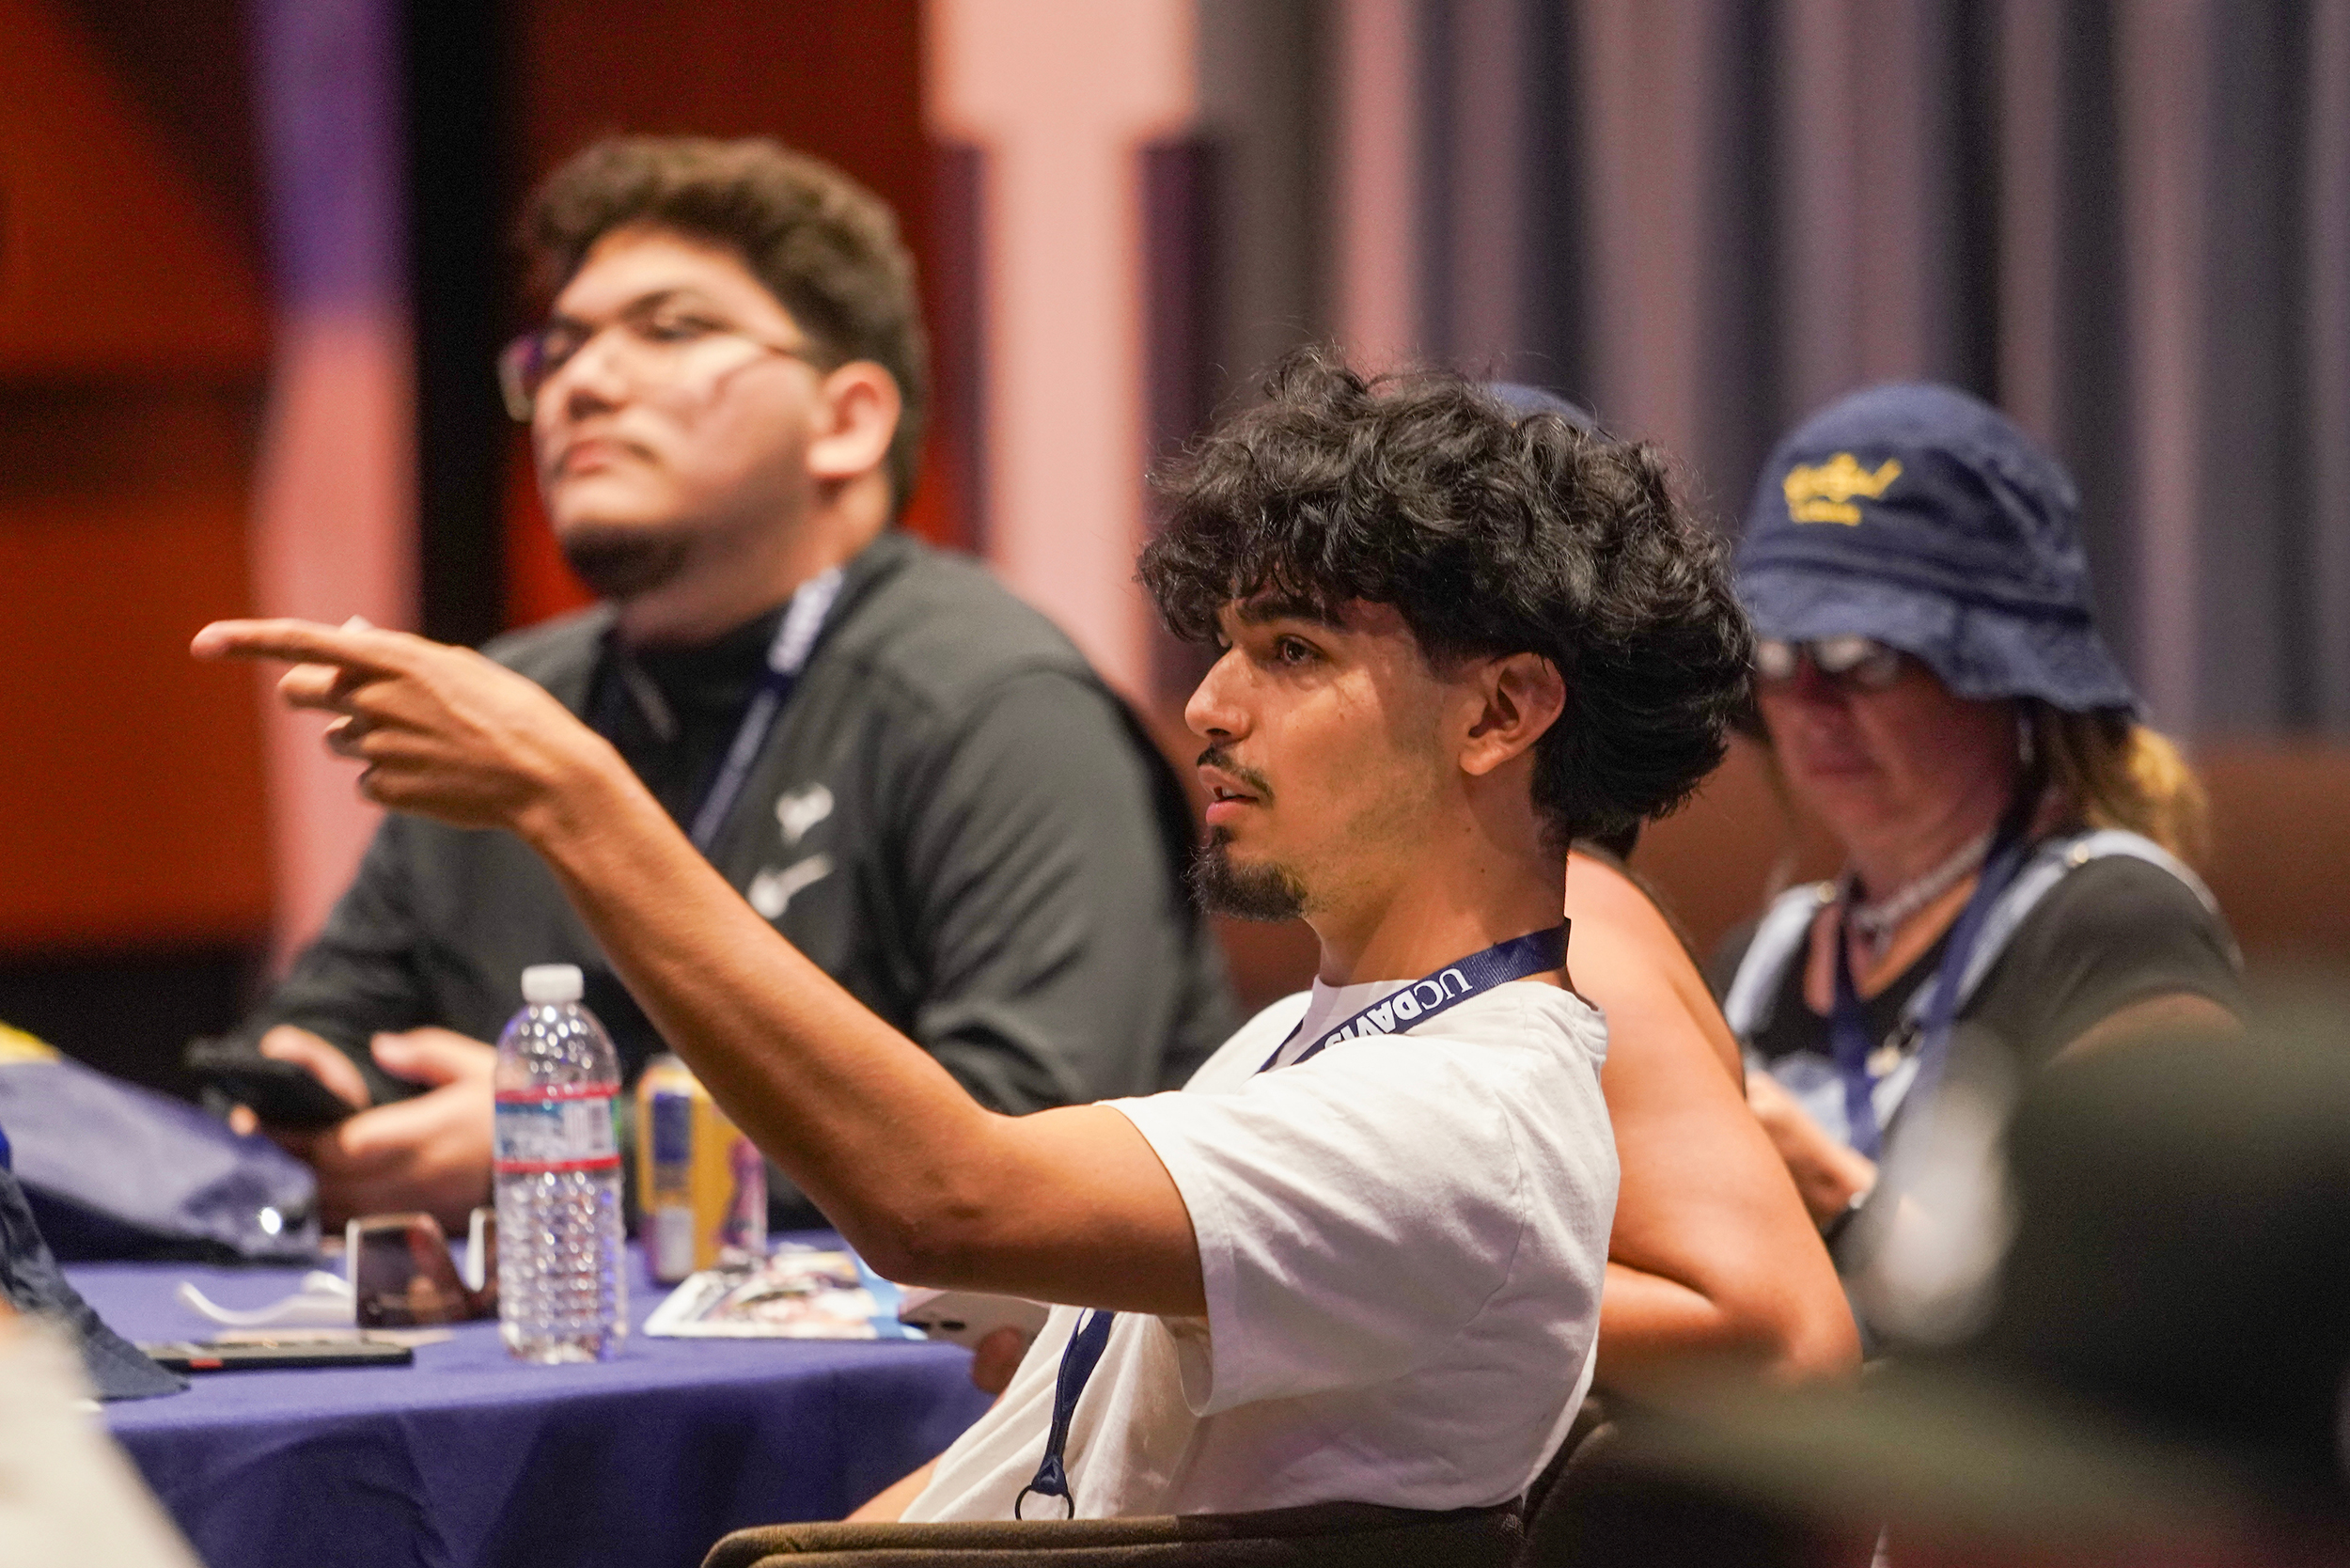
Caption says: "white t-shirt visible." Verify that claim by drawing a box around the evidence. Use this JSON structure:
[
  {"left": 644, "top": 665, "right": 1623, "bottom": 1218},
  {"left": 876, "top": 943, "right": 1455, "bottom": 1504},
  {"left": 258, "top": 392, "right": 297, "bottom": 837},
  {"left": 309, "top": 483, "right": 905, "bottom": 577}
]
[{"left": 904, "top": 976, "right": 1617, "bottom": 1521}]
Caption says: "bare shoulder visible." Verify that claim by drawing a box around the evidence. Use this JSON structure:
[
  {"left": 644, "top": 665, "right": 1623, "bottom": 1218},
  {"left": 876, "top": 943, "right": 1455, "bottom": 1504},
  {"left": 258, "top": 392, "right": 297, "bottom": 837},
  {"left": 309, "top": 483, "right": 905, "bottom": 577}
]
[
  {"left": 1565, "top": 852, "right": 1743, "bottom": 1084},
  {"left": 1566, "top": 853, "right": 1683, "bottom": 943}
]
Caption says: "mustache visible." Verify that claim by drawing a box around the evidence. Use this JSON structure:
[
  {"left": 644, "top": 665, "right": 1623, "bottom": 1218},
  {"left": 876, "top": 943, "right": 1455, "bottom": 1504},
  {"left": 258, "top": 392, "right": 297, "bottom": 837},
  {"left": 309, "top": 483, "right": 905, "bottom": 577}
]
[{"left": 1196, "top": 745, "right": 1274, "bottom": 800}]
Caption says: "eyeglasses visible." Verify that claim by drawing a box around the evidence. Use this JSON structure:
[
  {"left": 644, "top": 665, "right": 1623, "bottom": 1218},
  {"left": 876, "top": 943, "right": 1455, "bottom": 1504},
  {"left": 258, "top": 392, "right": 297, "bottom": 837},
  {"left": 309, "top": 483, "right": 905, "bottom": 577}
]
[
  {"left": 497, "top": 297, "right": 822, "bottom": 420},
  {"left": 1754, "top": 636, "right": 1907, "bottom": 693},
  {"left": 347, "top": 1209, "right": 499, "bottom": 1327}
]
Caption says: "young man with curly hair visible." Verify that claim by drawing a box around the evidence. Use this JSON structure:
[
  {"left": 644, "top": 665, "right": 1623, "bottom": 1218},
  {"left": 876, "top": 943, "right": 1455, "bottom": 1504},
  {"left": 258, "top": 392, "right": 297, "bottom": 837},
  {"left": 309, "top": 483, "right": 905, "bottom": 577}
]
[{"left": 196, "top": 350, "right": 1753, "bottom": 1521}]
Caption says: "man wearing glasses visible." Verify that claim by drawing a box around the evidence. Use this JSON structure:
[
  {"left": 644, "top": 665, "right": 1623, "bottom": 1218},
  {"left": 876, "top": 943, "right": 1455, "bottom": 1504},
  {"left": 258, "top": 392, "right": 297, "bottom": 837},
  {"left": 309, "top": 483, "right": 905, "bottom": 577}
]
[{"left": 224, "top": 136, "right": 1235, "bottom": 1233}]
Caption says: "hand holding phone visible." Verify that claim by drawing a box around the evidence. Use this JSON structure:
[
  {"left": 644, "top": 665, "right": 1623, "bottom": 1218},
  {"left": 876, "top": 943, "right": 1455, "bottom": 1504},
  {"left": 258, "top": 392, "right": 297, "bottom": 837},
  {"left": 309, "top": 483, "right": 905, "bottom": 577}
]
[{"left": 186, "top": 1038, "right": 361, "bottom": 1130}]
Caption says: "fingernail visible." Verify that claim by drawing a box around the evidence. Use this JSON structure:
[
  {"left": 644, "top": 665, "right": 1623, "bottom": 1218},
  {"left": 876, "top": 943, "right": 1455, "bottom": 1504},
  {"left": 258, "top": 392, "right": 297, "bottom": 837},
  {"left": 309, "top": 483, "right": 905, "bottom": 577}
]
[{"left": 343, "top": 615, "right": 375, "bottom": 631}]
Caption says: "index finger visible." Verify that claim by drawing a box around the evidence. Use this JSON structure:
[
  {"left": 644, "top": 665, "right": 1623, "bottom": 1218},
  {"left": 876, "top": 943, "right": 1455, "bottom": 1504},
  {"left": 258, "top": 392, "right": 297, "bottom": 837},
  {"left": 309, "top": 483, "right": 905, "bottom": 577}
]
[{"left": 192, "top": 618, "right": 416, "bottom": 675}]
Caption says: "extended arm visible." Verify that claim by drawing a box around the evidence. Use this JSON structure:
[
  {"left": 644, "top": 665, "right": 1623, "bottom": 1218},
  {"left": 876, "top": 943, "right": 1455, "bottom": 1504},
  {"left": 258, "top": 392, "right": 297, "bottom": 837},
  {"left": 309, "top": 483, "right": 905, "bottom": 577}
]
[
  {"left": 1566, "top": 856, "right": 1857, "bottom": 1392},
  {"left": 195, "top": 619, "right": 1205, "bottom": 1315},
  {"left": 526, "top": 750, "right": 1201, "bottom": 1309}
]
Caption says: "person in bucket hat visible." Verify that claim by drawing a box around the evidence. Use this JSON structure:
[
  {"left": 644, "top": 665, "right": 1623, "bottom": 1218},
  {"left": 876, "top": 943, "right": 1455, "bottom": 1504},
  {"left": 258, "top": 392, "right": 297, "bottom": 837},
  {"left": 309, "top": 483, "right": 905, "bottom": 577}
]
[{"left": 1713, "top": 383, "right": 2244, "bottom": 1350}]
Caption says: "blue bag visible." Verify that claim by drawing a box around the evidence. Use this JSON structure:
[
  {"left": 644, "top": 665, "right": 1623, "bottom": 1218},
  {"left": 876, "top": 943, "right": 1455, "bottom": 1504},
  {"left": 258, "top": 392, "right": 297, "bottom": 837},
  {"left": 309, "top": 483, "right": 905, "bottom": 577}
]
[{"left": 0, "top": 1052, "right": 319, "bottom": 1263}]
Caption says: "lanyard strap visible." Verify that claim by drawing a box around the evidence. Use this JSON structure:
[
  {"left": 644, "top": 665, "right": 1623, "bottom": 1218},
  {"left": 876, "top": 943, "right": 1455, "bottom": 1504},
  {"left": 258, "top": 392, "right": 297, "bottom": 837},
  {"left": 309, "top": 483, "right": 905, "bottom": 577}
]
[
  {"left": 1261, "top": 923, "right": 1569, "bottom": 1073},
  {"left": 1013, "top": 1308, "right": 1115, "bottom": 1518},
  {"left": 683, "top": 568, "right": 843, "bottom": 851},
  {"left": 1829, "top": 825, "right": 2032, "bottom": 1161},
  {"left": 1012, "top": 923, "right": 1568, "bottom": 1519}
]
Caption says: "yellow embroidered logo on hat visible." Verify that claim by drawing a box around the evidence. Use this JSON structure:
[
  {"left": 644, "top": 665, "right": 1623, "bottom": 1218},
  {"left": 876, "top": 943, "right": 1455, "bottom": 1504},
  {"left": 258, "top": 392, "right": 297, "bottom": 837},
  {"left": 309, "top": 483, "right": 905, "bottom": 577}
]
[{"left": 1783, "top": 453, "right": 1903, "bottom": 525}]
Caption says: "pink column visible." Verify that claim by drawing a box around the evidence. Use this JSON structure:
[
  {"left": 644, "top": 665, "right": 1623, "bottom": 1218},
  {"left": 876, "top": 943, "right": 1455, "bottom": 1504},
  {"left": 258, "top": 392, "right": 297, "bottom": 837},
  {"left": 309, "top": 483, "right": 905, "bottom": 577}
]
[
  {"left": 927, "top": 0, "right": 1196, "bottom": 701},
  {"left": 248, "top": 0, "right": 417, "bottom": 964}
]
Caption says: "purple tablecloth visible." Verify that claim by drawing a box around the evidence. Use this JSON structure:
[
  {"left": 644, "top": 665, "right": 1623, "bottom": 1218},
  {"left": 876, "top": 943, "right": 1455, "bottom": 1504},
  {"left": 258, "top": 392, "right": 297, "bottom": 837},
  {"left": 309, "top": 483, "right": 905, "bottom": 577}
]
[{"left": 69, "top": 1241, "right": 994, "bottom": 1568}]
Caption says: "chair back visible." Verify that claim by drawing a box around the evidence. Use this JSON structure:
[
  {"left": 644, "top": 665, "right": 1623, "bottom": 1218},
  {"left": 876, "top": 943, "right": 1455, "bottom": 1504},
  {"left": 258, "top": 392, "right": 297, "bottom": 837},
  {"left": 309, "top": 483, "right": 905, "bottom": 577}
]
[
  {"left": 703, "top": 1498, "right": 1521, "bottom": 1568},
  {"left": 1517, "top": 1397, "right": 1872, "bottom": 1568}
]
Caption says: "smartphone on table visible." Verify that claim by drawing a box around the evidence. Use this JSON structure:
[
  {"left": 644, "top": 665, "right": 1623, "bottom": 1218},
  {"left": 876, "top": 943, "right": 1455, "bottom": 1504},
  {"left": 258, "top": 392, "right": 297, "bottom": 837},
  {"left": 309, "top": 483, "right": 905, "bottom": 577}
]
[{"left": 139, "top": 1338, "right": 415, "bottom": 1372}]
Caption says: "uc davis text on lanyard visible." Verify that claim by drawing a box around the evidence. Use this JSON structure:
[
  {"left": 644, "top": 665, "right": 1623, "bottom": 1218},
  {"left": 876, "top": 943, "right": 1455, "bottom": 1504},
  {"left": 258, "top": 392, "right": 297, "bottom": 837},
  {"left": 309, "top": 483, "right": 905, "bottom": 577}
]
[
  {"left": 1011, "top": 922, "right": 1569, "bottom": 1520},
  {"left": 682, "top": 567, "right": 843, "bottom": 852}
]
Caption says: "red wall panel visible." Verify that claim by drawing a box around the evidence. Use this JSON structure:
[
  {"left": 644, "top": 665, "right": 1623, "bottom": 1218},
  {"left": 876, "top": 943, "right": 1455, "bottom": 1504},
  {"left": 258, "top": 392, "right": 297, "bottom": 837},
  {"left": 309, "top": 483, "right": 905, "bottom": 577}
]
[
  {"left": 0, "top": 388, "right": 270, "bottom": 948},
  {"left": 0, "top": 0, "right": 270, "bottom": 950},
  {"left": 0, "top": 0, "right": 266, "bottom": 375}
]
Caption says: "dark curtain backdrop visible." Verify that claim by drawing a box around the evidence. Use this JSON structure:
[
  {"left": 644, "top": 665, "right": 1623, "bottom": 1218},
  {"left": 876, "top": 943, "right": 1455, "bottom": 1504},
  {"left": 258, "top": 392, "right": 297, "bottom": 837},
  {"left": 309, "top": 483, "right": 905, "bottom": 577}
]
[{"left": 1196, "top": 0, "right": 2350, "bottom": 739}]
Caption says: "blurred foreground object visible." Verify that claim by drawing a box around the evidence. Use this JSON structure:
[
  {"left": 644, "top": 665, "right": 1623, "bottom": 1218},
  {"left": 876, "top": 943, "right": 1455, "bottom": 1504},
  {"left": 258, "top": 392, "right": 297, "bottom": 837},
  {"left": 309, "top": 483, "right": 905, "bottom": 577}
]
[
  {"left": 1629, "top": 1009, "right": 2350, "bottom": 1565},
  {"left": 0, "top": 1314, "right": 202, "bottom": 1568}
]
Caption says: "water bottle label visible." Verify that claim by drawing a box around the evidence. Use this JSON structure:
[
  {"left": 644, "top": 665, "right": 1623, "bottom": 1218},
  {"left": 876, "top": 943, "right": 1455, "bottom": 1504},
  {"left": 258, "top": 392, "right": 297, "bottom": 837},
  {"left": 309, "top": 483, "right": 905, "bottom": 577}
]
[{"left": 494, "top": 1090, "right": 620, "bottom": 1173}]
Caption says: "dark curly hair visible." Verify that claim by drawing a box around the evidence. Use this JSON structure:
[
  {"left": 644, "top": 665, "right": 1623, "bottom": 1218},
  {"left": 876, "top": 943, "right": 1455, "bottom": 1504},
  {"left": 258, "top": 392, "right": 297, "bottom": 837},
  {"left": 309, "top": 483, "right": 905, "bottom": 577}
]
[
  {"left": 1138, "top": 348, "right": 1753, "bottom": 844},
  {"left": 524, "top": 135, "right": 928, "bottom": 516}
]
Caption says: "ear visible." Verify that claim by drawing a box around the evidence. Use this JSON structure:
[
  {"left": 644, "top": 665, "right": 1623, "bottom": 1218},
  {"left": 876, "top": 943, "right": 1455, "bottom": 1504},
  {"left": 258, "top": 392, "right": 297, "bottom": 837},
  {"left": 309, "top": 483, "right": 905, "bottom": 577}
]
[
  {"left": 806, "top": 361, "right": 901, "bottom": 484},
  {"left": 1458, "top": 651, "right": 1566, "bottom": 778}
]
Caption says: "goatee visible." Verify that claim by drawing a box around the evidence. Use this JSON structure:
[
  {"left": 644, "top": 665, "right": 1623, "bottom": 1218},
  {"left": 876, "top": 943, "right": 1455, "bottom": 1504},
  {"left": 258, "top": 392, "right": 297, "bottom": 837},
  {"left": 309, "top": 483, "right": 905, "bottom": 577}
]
[
  {"left": 1189, "top": 831, "right": 1308, "bottom": 921},
  {"left": 560, "top": 525, "right": 695, "bottom": 601}
]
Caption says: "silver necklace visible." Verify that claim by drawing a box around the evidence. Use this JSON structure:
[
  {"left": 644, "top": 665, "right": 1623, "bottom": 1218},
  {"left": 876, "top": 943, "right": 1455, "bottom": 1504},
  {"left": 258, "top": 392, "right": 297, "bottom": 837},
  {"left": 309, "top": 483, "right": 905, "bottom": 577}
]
[{"left": 1845, "top": 828, "right": 1993, "bottom": 959}]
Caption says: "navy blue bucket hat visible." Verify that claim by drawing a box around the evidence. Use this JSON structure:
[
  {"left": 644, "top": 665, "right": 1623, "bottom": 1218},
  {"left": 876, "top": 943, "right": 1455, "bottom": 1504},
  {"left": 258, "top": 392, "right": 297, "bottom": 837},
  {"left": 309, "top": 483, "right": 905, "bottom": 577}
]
[{"left": 1737, "top": 383, "right": 2137, "bottom": 713}]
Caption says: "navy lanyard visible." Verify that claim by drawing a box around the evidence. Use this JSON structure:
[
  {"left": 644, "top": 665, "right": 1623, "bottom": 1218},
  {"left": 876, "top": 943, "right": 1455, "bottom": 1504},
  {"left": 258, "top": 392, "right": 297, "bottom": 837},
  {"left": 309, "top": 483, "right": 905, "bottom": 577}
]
[
  {"left": 1258, "top": 923, "right": 1570, "bottom": 1073},
  {"left": 1012, "top": 923, "right": 1568, "bottom": 1519},
  {"left": 1829, "top": 824, "right": 2030, "bottom": 1161},
  {"left": 682, "top": 568, "right": 843, "bottom": 852}
]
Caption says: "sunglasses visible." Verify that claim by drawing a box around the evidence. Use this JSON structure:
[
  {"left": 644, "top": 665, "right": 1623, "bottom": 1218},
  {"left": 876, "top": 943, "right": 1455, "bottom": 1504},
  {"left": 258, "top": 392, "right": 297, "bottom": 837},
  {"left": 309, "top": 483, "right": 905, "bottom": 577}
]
[
  {"left": 347, "top": 1209, "right": 499, "bottom": 1328},
  {"left": 1753, "top": 636, "right": 1907, "bottom": 693}
]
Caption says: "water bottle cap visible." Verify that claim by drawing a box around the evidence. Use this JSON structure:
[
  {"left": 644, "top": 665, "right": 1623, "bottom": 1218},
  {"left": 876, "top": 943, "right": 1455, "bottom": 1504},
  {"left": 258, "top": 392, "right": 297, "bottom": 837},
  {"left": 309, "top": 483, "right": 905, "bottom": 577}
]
[{"left": 520, "top": 964, "right": 584, "bottom": 1005}]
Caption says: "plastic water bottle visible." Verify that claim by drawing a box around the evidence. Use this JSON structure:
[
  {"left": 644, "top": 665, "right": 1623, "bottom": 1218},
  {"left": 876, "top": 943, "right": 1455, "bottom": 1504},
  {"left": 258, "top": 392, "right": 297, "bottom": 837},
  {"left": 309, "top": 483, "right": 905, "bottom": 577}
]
[{"left": 494, "top": 964, "right": 626, "bottom": 1362}]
